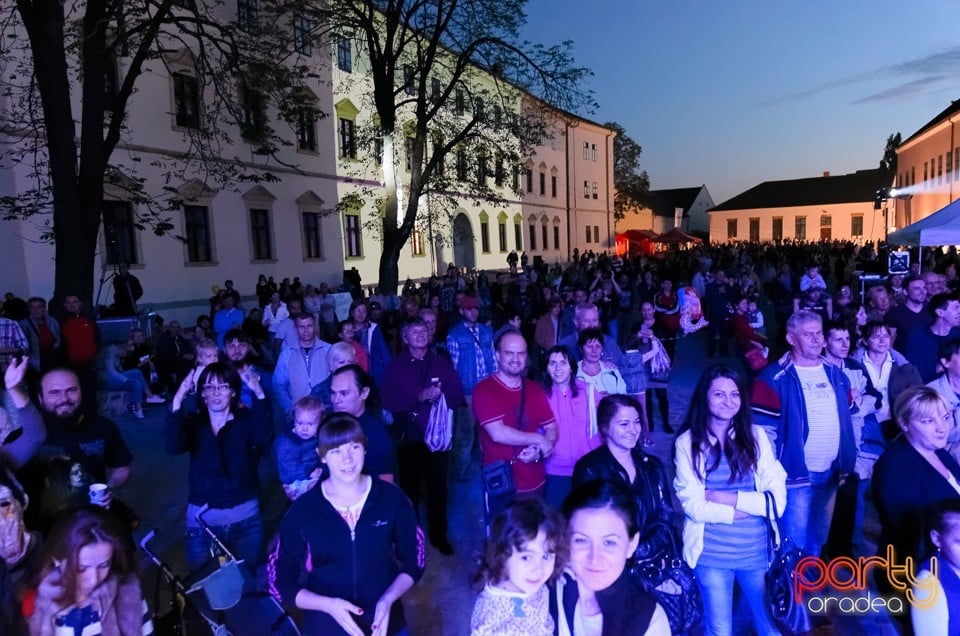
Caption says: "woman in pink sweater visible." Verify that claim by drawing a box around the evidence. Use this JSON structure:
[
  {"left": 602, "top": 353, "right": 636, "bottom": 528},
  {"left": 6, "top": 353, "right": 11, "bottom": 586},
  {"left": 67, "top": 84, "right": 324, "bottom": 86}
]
[{"left": 541, "top": 346, "right": 602, "bottom": 509}]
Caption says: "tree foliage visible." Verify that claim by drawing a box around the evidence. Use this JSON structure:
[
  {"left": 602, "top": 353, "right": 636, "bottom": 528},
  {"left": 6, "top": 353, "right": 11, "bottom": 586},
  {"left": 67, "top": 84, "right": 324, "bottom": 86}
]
[
  {"left": 1, "top": 0, "right": 312, "bottom": 304},
  {"left": 879, "top": 132, "right": 901, "bottom": 175},
  {"left": 604, "top": 121, "right": 649, "bottom": 221},
  {"left": 292, "top": 0, "right": 595, "bottom": 293}
]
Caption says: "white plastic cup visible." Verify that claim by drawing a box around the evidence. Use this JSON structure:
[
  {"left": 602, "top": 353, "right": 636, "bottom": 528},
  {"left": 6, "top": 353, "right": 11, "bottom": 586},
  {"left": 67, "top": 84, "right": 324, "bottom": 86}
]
[{"left": 89, "top": 483, "right": 109, "bottom": 506}]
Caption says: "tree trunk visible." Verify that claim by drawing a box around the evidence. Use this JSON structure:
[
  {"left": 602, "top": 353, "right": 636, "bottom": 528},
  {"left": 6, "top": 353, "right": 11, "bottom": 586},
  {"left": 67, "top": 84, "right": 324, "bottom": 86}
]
[{"left": 18, "top": 0, "right": 106, "bottom": 309}]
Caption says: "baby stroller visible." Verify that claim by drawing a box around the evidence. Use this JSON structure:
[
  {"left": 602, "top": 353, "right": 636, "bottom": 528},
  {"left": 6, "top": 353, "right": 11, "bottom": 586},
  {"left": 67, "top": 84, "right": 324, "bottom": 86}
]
[{"left": 139, "top": 505, "right": 299, "bottom": 636}]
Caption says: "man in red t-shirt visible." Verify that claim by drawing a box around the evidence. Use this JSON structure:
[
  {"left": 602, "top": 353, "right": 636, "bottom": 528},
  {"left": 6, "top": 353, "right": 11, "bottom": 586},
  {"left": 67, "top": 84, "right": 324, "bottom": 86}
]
[{"left": 473, "top": 330, "right": 557, "bottom": 506}]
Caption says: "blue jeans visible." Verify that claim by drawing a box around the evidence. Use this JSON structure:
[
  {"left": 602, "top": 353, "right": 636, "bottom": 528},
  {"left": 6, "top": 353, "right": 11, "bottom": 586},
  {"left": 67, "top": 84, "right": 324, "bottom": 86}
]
[
  {"left": 186, "top": 515, "right": 262, "bottom": 573},
  {"left": 103, "top": 370, "right": 146, "bottom": 404},
  {"left": 696, "top": 564, "right": 780, "bottom": 636},
  {"left": 784, "top": 469, "right": 839, "bottom": 558}
]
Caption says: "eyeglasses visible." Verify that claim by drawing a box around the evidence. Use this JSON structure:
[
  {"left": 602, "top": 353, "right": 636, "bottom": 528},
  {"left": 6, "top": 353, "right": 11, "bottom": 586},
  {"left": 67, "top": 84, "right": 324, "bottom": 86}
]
[{"left": 202, "top": 384, "right": 231, "bottom": 394}]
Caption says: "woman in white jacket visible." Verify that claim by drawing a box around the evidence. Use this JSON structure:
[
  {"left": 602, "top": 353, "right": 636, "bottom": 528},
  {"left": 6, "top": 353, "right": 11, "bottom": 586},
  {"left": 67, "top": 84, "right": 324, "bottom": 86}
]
[{"left": 673, "top": 365, "right": 786, "bottom": 636}]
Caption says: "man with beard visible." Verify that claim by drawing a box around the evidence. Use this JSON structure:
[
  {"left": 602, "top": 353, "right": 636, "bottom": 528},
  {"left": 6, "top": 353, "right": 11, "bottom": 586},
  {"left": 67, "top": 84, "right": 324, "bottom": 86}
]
[
  {"left": 22, "top": 368, "right": 133, "bottom": 533},
  {"left": 472, "top": 330, "right": 556, "bottom": 521},
  {"left": 223, "top": 328, "right": 272, "bottom": 410}
]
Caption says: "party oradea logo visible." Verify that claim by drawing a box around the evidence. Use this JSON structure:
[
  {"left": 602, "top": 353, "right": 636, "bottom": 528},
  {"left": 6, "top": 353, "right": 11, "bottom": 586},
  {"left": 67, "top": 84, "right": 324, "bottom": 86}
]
[{"left": 793, "top": 546, "right": 938, "bottom": 615}]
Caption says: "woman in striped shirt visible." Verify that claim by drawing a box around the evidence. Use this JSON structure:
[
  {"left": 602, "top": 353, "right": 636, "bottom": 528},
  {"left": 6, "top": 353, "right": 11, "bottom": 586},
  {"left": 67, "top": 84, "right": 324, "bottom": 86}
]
[{"left": 673, "top": 365, "right": 786, "bottom": 636}]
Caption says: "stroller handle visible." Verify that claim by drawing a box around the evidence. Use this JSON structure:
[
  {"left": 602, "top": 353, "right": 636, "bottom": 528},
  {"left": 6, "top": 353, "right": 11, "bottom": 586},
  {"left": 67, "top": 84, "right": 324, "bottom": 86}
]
[{"left": 194, "top": 504, "right": 237, "bottom": 561}]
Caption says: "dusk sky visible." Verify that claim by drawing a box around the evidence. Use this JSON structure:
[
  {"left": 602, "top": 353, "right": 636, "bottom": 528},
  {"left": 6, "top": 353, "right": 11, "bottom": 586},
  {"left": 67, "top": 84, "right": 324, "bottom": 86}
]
[{"left": 521, "top": 0, "right": 960, "bottom": 206}]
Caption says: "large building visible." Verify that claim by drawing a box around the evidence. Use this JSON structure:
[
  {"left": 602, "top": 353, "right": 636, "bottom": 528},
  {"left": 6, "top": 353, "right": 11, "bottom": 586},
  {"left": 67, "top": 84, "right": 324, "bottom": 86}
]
[
  {"left": 893, "top": 100, "right": 960, "bottom": 231},
  {"left": 0, "top": 5, "right": 615, "bottom": 324},
  {"left": 709, "top": 170, "right": 888, "bottom": 244}
]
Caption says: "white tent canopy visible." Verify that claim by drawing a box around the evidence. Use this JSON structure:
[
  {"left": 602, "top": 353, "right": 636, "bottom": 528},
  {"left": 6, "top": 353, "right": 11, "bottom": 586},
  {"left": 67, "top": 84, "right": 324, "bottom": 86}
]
[{"left": 887, "top": 198, "right": 960, "bottom": 246}]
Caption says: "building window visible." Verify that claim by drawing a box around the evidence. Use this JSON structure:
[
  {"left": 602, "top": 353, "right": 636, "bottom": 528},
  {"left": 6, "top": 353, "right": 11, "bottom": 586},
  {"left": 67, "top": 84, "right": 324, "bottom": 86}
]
[
  {"left": 493, "top": 104, "right": 502, "bottom": 128},
  {"left": 184, "top": 205, "right": 212, "bottom": 263},
  {"left": 512, "top": 165, "right": 520, "bottom": 191},
  {"left": 410, "top": 229, "right": 425, "bottom": 256},
  {"left": 173, "top": 72, "right": 200, "bottom": 129},
  {"left": 593, "top": 226, "right": 600, "bottom": 243},
  {"left": 583, "top": 180, "right": 589, "bottom": 198},
  {"left": 551, "top": 175, "right": 557, "bottom": 198},
  {"left": 476, "top": 153, "right": 487, "bottom": 186},
  {"left": 820, "top": 215, "right": 831, "bottom": 226},
  {"left": 585, "top": 226, "right": 591, "bottom": 244},
  {"left": 591, "top": 143, "right": 597, "bottom": 161},
  {"left": 474, "top": 98, "right": 485, "bottom": 122},
  {"left": 339, "top": 118, "right": 356, "bottom": 158},
  {"left": 553, "top": 225, "right": 560, "bottom": 250},
  {"left": 337, "top": 37, "right": 352, "bottom": 72},
  {"left": 525, "top": 168, "right": 534, "bottom": 193},
  {"left": 302, "top": 212, "right": 322, "bottom": 259},
  {"left": 498, "top": 220, "right": 507, "bottom": 252},
  {"left": 912, "top": 165, "right": 916, "bottom": 185},
  {"left": 494, "top": 155, "right": 505, "bottom": 186},
  {"left": 591, "top": 182, "right": 598, "bottom": 199},
  {"left": 456, "top": 150, "right": 468, "bottom": 181},
  {"left": 582, "top": 142, "right": 589, "bottom": 160},
  {"left": 296, "top": 106, "right": 317, "bottom": 151},
  {"left": 237, "top": 0, "right": 259, "bottom": 32},
  {"left": 403, "top": 65, "right": 415, "bottom": 96},
  {"left": 514, "top": 222, "right": 522, "bottom": 251},
  {"left": 749, "top": 218, "right": 759, "bottom": 242},
  {"left": 727, "top": 219, "right": 737, "bottom": 239},
  {"left": 772, "top": 217, "right": 783, "bottom": 241},
  {"left": 541, "top": 223, "right": 548, "bottom": 250},
  {"left": 102, "top": 201, "right": 139, "bottom": 265},
  {"left": 430, "top": 77, "right": 441, "bottom": 105},
  {"left": 240, "top": 85, "right": 266, "bottom": 142},
  {"left": 249, "top": 208, "right": 273, "bottom": 260},
  {"left": 345, "top": 214, "right": 362, "bottom": 257},
  {"left": 455, "top": 89, "right": 465, "bottom": 115},
  {"left": 939, "top": 155, "right": 944, "bottom": 182},
  {"left": 293, "top": 16, "right": 313, "bottom": 55},
  {"left": 405, "top": 137, "right": 416, "bottom": 171},
  {"left": 529, "top": 224, "right": 537, "bottom": 250},
  {"left": 550, "top": 135, "right": 557, "bottom": 151},
  {"left": 924, "top": 162, "right": 929, "bottom": 186},
  {"left": 795, "top": 216, "right": 806, "bottom": 241},
  {"left": 480, "top": 221, "right": 490, "bottom": 253},
  {"left": 539, "top": 172, "right": 546, "bottom": 196},
  {"left": 948, "top": 150, "right": 954, "bottom": 177},
  {"left": 955, "top": 149, "right": 959, "bottom": 179},
  {"left": 851, "top": 215, "right": 864, "bottom": 237}
]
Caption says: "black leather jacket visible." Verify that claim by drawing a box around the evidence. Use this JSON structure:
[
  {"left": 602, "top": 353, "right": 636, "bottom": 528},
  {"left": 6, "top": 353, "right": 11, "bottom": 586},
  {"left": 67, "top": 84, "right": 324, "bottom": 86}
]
[
  {"left": 572, "top": 444, "right": 677, "bottom": 560},
  {"left": 551, "top": 569, "right": 658, "bottom": 636}
]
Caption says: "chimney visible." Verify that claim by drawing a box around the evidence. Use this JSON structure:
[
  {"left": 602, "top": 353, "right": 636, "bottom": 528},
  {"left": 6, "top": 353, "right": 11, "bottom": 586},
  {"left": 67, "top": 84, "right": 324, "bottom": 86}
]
[{"left": 822, "top": 171, "right": 830, "bottom": 177}]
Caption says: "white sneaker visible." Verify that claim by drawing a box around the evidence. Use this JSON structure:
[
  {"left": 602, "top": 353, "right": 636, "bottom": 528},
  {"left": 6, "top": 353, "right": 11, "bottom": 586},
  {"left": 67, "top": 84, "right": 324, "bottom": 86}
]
[
  {"left": 131, "top": 405, "right": 144, "bottom": 419},
  {"left": 145, "top": 395, "right": 166, "bottom": 404}
]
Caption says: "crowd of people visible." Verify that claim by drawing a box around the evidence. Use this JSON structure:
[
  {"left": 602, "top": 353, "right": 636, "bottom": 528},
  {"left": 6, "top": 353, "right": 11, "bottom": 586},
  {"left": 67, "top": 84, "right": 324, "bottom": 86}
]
[{"left": 1, "top": 238, "right": 960, "bottom": 634}]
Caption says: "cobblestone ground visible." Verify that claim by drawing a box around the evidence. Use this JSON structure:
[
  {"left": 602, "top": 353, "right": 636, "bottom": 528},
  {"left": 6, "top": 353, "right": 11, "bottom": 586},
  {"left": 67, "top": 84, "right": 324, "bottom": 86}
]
[{"left": 120, "top": 329, "right": 900, "bottom": 635}]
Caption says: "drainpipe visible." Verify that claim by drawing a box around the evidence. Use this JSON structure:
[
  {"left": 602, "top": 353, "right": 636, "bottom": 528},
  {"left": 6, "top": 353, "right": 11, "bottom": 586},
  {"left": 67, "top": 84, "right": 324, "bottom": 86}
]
[
  {"left": 564, "top": 119, "right": 573, "bottom": 262},
  {"left": 605, "top": 130, "right": 613, "bottom": 250}
]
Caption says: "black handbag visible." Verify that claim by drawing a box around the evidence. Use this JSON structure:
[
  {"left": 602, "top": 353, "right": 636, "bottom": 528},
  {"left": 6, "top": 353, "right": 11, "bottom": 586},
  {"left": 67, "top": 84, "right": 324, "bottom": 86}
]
[
  {"left": 480, "top": 382, "right": 526, "bottom": 501},
  {"left": 764, "top": 491, "right": 811, "bottom": 636},
  {"left": 630, "top": 521, "right": 704, "bottom": 635}
]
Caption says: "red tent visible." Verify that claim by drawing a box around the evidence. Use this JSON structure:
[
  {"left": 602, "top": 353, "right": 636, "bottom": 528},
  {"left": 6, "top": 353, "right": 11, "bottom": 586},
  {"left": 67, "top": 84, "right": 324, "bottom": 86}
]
[
  {"left": 658, "top": 228, "right": 702, "bottom": 244},
  {"left": 616, "top": 229, "right": 661, "bottom": 256}
]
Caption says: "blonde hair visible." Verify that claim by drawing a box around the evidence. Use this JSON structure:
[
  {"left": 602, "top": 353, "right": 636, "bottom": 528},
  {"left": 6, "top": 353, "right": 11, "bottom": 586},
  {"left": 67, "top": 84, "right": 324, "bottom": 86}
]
[{"left": 894, "top": 385, "right": 950, "bottom": 428}]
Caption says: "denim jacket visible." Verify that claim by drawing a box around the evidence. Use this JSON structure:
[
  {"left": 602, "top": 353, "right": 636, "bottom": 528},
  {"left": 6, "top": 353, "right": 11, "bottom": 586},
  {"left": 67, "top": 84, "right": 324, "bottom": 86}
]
[
  {"left": 751, "top": 353, "right": 856, "bottom": 484},
  {"left": 446, "top": 322, "right": 496, "bottom": 395}
]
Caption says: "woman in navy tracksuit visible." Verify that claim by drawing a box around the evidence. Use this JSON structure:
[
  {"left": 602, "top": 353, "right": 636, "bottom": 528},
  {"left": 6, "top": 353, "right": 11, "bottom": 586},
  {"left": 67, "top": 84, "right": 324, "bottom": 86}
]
[{"left": 269, "top": 412, "right": 425, "bottom": 636}]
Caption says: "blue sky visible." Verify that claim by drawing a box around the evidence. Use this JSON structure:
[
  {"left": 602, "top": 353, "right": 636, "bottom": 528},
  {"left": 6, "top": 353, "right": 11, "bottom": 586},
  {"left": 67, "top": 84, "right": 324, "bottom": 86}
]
[{"left": 521, "top": 0, "right": 960, "bottom": 204}]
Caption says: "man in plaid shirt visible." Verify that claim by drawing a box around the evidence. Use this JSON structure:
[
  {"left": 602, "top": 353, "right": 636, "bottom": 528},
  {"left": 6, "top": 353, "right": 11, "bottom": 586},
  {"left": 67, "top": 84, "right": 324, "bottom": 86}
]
[
  {"left": 0, "top": 317, "right": 28, "bottom": 372},
  {"left": 446, "top": 295, "right": 496, "bottom": 480}
]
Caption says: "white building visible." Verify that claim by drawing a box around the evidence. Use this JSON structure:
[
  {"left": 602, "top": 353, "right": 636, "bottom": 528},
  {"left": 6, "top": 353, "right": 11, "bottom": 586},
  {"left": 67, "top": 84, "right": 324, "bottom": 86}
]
[{"left": 0, "top": 5, "right": 615, "bottom": 325}]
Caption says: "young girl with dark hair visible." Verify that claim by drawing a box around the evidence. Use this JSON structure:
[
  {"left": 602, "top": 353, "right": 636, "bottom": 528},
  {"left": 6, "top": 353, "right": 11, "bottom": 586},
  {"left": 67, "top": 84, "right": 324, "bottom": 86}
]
[
  {"left": 673, "top": 365, "right": 786, "bottom": 636},
  {"left": 471, "top": 499, "right": 566, "bottom": 635}
]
